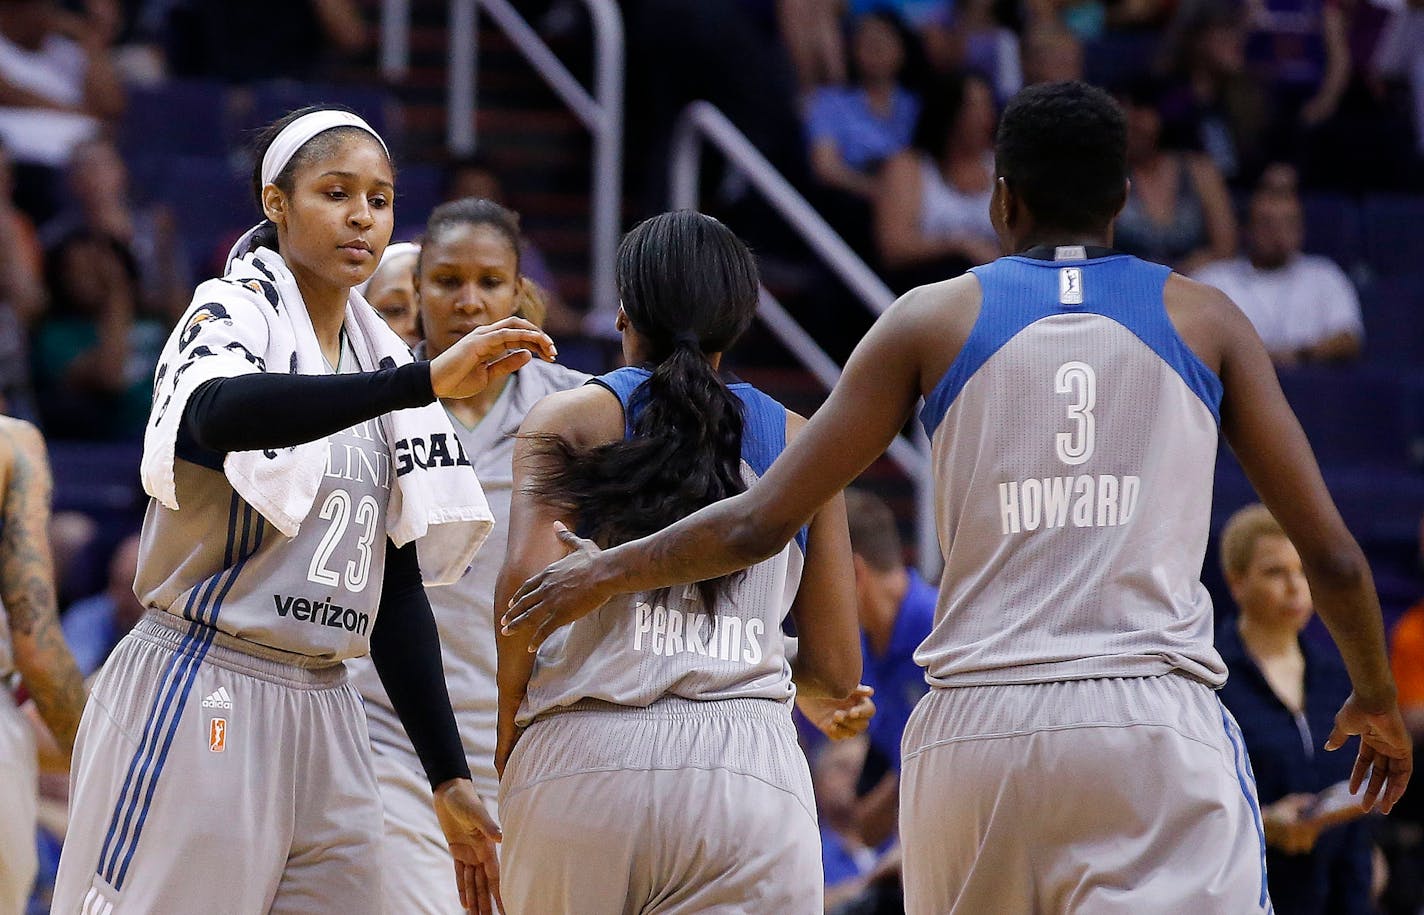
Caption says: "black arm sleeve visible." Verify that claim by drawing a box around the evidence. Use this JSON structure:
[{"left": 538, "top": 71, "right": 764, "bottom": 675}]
[
  {"left": 181, "top": 362, "right": 436, "bottom": 454},
  {"left": 369, "top": 540, "right": 471, "bottom": 789}
]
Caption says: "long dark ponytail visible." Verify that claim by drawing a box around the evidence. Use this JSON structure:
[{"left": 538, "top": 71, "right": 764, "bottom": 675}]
[{"left": 527, "top": 211, "right": 759, "bottom": 607}]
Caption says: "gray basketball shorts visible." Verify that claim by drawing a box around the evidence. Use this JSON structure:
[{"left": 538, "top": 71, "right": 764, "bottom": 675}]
[
  {"left": 498, "top": 696, "right": 822, "bottom": 915},
  {"left": 52, "top": 611, "right": 383, "bottom": 914},
  {"left": 900, "top": 673, "right": 1273, "bottom": 915}
]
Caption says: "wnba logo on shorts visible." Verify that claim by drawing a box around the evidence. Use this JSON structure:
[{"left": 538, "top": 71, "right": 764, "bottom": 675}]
[{"left": 209, "top": 717, "right": 227, "bottom": 753}]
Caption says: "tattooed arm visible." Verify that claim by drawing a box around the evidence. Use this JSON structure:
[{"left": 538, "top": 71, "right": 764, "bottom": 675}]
[{"left": 0, "top": 418, "right": 86, "bottom": 756}]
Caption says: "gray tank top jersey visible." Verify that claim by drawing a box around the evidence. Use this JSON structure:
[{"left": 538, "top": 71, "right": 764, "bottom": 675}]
[
  {"left": 917, "top": 252, "right": 1228, "bottom": 688},
  {"left": 517, "top": 367, "right": 811, "bottom": 725},
  {"left": 134, "top": 341, "right": 394, "bottom": 661},
  {"left": 350, "top": 359, "right": 588, "bottom": 778}
]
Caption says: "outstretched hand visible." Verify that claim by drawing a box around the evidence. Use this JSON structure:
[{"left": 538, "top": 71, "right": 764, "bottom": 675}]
[
  {"left": 431, "top": 316, "right": 557, "bottom": 401},
  {"left": 1325, "top": 692, "right": 1412, "bottom": 814},
  {"left": 501, "top": 522, "right": 613, "bottom": 650},
  {"left": 433, "top": 778, "right": 503, "bottom": 915},
  {"left": 798, "top": 685, "right": 876, "bottom": 740}
]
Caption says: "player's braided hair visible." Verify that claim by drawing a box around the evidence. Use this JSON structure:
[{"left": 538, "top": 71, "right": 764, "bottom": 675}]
[{"left": 525, "top": 210, "right": 758, "bottom": 608}]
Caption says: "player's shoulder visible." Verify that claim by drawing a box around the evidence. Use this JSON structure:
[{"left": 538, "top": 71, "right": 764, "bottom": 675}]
[
  {"left": 0, "top": 416, "right": 45, "bottom": 460},
  {"left": 0, "top": 417, "right": 47, "bottom": 490},
  {"left": 519, "top": 381, "right": 623, "bottom": 449},
  {"left": 1165, "top": 271, "right": 1255, "bottom": 331}
]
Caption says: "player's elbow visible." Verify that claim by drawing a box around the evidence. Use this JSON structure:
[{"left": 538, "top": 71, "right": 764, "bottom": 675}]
[
  {"left": 1303, "top": 541, "right": 1370, "bottom": 591},
  {"left": 724, "top": 512, "right": 790, "bottom": 569}
]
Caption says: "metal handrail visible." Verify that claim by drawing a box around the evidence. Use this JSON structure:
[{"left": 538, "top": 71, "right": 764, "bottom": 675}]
[
  {"left": 670, "top": 102, "right": 939, "bottom": 575},
  {"left": 436, "top": 0, "right": 623, "bottom": 323}
]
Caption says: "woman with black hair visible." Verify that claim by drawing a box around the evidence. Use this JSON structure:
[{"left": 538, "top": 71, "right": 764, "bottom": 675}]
[
  {"left": 349, "top": 197, "right": 587, "bottom": 915},
  {"left": 874, "top": 70, "right": 1001, "bottom": 290},
  {"left": 494, "top": 210, "right": 865, "bottom": 913},
  {"left": 52, "top": 106, "right": 555, "bottom": 914}
]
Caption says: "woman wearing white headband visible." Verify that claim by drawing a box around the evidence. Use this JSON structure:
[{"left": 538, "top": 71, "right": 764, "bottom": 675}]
[{"left": 52, "top": 106, "right": 552, "bottom": 915}]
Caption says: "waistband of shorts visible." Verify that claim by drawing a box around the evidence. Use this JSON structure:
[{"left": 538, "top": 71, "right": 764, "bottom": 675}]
[
  {"left": 132, "top": 610, "right": 347, "bottom": 688},
  {"left": 538, "top": 695, "right": 794, "bottom": 724}
]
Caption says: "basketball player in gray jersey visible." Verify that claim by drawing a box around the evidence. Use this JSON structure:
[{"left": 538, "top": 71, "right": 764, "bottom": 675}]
[
  {"left": 495, "top": 211, "right": 864, "bottom": 914},
  {"left": 53, "top": 107, "right": 556, "bottom": 915},
  {"left": 0, "top": 417, "right": 86, "bottom": 914},
  {"left": 348, "top": 198, "right": 586, "bottom": 914},
  {"left": 505, "top": 82, "right": 1412, "bottom": 913}
]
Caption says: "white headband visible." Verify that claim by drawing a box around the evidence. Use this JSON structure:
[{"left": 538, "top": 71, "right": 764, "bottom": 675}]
[
  {"left": 260, "top": 110, "right": 389, "bottom": 188},
  {"left": 357, "top": 241, "right": 421, "bottom": 295}
]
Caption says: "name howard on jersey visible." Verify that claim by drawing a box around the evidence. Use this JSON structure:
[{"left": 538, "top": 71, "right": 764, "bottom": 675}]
[
  {"left": 998, "top": 473, "right": 1141, "bottom": 535},
  {"left": 633, "top": 602, "right": 767, "bottom": 665},
  {"left": 272, "top": 593, "right": 371, "bottom": 634}
]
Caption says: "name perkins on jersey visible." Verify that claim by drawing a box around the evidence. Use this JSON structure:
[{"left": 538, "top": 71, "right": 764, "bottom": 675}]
[
  {"left": 998, "top": 473, "right": 1141, "bottom": 535},
  {"left": 633, "top": 600, "right": 766, "bottom": 664}
]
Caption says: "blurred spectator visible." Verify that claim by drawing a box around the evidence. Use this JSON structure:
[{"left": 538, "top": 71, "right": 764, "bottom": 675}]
[
  {"left": 162, "top": 0, "right": 366, "bottom": 82},
  {"left": 806, "top": 11, "right": 922, "bottom": 201},
  {"left": 358, "top": 241, "right": 421, "bottom": 349},
  {"left": 60, "top": 531, "right": 141, "bottom": 677},
  {"left": 1193, "top": 175, "right": 1362, "bottom": 365},
  {"left": 874, "top": 70, "right": 1000, "bottom": 290},
  {"left": 1246, "top": 0, "right": 1351, "bottom": 157},
  {"left": 843, "top": 488, "right": 934, "bottom": 850},
  {"left": 813, "top": 737, "right": 880, "bottom": 909},
  {"left": 1160, "top": 0, "right": 1270, "bottom": 184},
  {"left": 778, "top": 0, "right": 847, "bottom": 95},
  {"left": 1393, "top": 603, "right": 1424, "bottom": 746},
  {"left": 440, "top": 157, "right": 581, "bottom": 337},
  {"left": 0, "top": 0, "right": 124, "bottom": 223},
  {"left": 0, "top": 137, "right": 42, "bottom": 421},
  {"left": 33, "top": 228, "right": 163, "bottom": 440},
  {"left": 1370, "top": 0, "right": 1424, "bottom": 174},
  {"left": 1297, "top": 0, "right": 1414, "bottom": 190},
  {"left": 48, "top": 509, "right": 96, "bottom": 610},
  {"left": 942, "top": 0, "right": 1024, "bottom": 101},
  {"left": 1021, "top": 23, "right": 1083, "bottom": 86},
  {"left": 1216, "top": 504, "right": 1374, "bottom": 915},
  {"left": 41, "top": 138, "right": 188, "bottom": 321},
  {"left": 1114, "top": 78, "right": 1237, "bottom": 272}
]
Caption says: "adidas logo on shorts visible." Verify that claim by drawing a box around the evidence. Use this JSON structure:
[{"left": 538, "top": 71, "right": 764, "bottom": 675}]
[{"left": 201, "top": 687, "right": 233, "bottom": 710}]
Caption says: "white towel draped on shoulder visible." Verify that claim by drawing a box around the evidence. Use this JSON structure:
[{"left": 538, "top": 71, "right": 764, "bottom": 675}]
[{"left": 141, "top": 245, "right": 493, "bottom": 585}]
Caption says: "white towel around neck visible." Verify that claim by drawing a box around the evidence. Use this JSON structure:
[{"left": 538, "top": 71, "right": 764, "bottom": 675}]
[{"left": 141, "top": 244, "right": 492, "bottom": 585}]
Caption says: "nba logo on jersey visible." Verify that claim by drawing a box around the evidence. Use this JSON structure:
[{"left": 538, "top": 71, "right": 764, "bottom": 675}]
[
  {"left": 1059, "top": 268, "right": 1084, "bottom": 306},
  {"left": 209, "top": 718, "right": 227, "bottom": 753}
]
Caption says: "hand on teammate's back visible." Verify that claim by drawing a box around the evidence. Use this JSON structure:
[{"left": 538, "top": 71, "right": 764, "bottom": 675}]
[
  {"left": 501, "top": 521, "right": 611, "bottom": 648},
  {"left": 433, "top": 778, "right": 503, "bottom": 915},
  {"left": 1326, "top": 692, "right": 1413, "bottom": 814},
  {"left": 798, "top": 685, "right": 877, "bottom": 740},
  {"left": 430, "top": 316, "right": 558, "bottom": 401}
]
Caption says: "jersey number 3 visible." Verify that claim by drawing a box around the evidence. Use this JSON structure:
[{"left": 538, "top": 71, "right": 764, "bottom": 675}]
[
  {"left": 1054, "top": 361, "right": 1096, "bottom": 466},
  {"left": 307, "top": 488, "right": 380, "bottom": 591}
]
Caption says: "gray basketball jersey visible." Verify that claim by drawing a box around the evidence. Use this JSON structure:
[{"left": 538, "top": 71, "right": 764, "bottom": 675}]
[
  {"left": 915, "top": 251, "right": 1228, "bottom": 688},
  {"left": 350, "top": 358, "right": 587, "bottom": 783},
  {"left": 517, "top": 368, "right": 810, "bottom": 724},
  {"left": 134, "top": 341, "right": 394, "bottom": 661}
]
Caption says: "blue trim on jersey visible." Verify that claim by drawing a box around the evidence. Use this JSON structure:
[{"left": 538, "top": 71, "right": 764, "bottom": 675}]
[
  {"left": 919, "top": 255, "right": 1224, "bottom": 438},
  {"left": 98, "top": 499, "right": 264, "bottom": 890},
  {"left": 589, "top": 367, "right": 809, "bottom": 553},
  {"left": 1221, "top": 704, "right": 1273, "bottom": 911}
]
